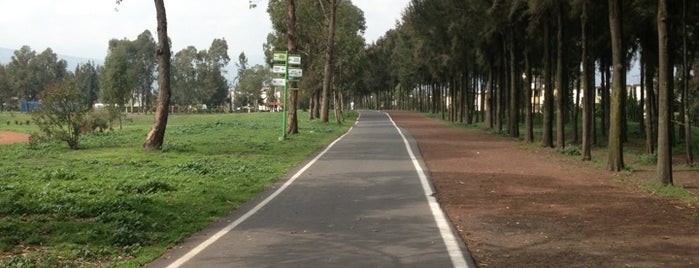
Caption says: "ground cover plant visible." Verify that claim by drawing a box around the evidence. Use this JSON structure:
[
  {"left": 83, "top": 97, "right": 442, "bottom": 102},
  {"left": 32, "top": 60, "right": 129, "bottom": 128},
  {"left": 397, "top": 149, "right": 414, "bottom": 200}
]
[{"left": 0, "top": 111, "right": 356, "bottom": 267}]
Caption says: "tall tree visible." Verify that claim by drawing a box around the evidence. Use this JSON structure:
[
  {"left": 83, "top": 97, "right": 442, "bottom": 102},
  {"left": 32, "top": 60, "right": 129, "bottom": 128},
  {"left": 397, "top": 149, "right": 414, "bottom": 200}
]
[
  {"left": 319, "top": 0, "right": 339, "bottom": 123},
  {"left": 172, "top": 46, "right": 199, "bottom": 106},
  {"left": 74, "top": 62, "right": 100, "bottom": 108},
  {"left": 680, "top": 0, "right": 693, "bottom": 165},
  {"left": 555, "top": 1, "right": 566, "bottom": 149},
  {"left": 580, "top": 0, "right": 594, "bottom": 161},
  {"left": 132, "top": 30, "right": 157, "bottom": 113},
  {"left": 607, "top": 0, "right": 625, "bottom": 171},
  {"left": 143, "top": 0, "right": 173, "bottom": 151},
  {"left": 656, "top": 0, "right": 672, "bottom": 184},
  {"left": 286, "top": 0, "right": 299, "bottom": 134},
  {"left": 101, "top": 39, "right": 133, "bottom": 125}
]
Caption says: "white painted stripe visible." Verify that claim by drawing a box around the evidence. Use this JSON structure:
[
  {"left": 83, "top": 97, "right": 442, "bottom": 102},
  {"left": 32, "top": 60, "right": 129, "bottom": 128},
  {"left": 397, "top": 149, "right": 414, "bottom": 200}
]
[
  {"left": 385, "top": 112, "right": 472, "bottom": 268},
  {"left": 166, "top": 116, "right": 360, "bottom": 268}
]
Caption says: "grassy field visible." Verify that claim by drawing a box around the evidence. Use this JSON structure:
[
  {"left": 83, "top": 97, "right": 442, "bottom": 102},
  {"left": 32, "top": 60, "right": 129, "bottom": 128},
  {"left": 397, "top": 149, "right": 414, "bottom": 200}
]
[{"left": 0, "top": 111, "right": 357, "bottom": 267}]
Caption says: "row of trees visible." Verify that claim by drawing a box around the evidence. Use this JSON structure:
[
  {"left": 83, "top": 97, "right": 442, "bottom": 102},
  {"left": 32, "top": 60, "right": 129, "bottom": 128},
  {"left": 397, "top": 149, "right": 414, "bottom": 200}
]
[
  {"left": 102, "top": 31, "right": 232, "bottom": 113},
  {"left": 265, "top": 0, "right": 367, "bottom": 128},
  {"left": 358, "top": 0, "right": 698, "bottom": 185},
  {"left": 0, "top": 46, "right": 99, "bottom": 112},
  {"left": 0, "top": 32, "right": 233, "bottom": 114}
]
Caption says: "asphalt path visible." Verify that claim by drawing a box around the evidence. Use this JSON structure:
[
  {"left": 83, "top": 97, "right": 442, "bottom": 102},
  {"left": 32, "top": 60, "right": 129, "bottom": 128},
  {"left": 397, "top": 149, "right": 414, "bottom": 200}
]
[{"left": 146, "top": 110, "right": 474, "bottom": 268}]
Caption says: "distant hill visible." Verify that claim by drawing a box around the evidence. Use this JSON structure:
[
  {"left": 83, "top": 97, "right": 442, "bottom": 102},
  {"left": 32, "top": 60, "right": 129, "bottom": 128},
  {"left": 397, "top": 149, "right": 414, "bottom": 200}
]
[{"left": 0, "top": 47, "right": 102, "bottom": 71}]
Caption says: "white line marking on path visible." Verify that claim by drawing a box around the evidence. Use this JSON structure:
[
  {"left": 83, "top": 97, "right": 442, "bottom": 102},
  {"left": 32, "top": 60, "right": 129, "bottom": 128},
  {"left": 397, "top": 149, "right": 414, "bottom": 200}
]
[
  {"left": 386, "top": 112, "right": 472, "bottom": 268},
  {"left": 165, "top": 115, "right": 361, "bottom": 268}
]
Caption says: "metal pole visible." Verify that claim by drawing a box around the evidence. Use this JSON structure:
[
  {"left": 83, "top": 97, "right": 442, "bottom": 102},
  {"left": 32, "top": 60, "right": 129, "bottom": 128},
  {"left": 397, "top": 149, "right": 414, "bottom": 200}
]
[{"left": 282, "top": 51, "right": 289, "bottom": 140}]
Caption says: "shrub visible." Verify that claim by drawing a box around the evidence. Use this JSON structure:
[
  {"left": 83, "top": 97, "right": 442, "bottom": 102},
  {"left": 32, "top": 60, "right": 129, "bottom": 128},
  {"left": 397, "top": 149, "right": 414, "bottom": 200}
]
[
  {"left": 556, "top": 145, "right": 581, "bottom": 156},
  {"left": 85, "top": 109, "right": 110, "bottom": 133},
  {"left": 31, "top": 81, "right": 91, "bottom": 150}
]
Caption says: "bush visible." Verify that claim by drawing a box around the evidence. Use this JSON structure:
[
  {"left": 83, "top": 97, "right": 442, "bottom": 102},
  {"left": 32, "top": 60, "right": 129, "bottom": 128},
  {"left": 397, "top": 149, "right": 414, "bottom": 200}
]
[
  {"left": 31, "top": 81, "right": 91, "bottom": 150},
  {"left": 84, "top": 109, "right": 110, "bottom": 133},
  {"left": 556, "top": 145, "right": 581, "bottom": 156}
]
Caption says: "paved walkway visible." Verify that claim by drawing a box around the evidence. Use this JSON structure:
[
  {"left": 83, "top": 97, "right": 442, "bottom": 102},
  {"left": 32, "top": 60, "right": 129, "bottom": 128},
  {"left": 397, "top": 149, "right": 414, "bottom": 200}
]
[{"left": 146, "top": 111, "right": 473, "bottom": 268}]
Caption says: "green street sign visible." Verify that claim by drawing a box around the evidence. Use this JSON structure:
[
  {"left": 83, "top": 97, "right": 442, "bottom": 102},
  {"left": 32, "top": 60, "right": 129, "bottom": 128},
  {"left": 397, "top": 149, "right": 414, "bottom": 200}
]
[{"left": 273, "top": 52, "right": 287, "bottom": 62}]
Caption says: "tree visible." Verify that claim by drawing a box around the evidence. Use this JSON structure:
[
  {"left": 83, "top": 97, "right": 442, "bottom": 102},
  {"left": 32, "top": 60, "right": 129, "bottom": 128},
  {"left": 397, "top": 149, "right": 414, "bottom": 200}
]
[
  {"left": 319, "top": 0, "right": 339, "bottom": 123},
  {"left": 5, "top": 46, "right": 37, "bottom": 102},
  {"left": 235, "top": 52, "right": 249, "bottom": 88},
  {"left": 235, "top": 65, "right": 271, "bottom": 109},
  {"left": 0, "top": 65, "right": 11, "bottom": 111},
  {"left": 143, "top": 0, "right": 173, "bottom": 151},
  {"left": 100, "top": 39, "right": 133, "bottom": 129},
  {"left": 74, "top": 62, "right": 100, "bottom": 108},
  {"left": 172, "top": 46, "right": 199, "bottom": 106},
  {"left": 6, "top": 46, "right": 68, "bottom": 102},
  {"left": 580, "top": 0, "right": 594, "bottom": 161},
  {"left": 656, "top": 0, "right": 672, "bottom": 184},
  {"left": 286, "top": 0, "right": 299, "bottom": 134},
  {"left": 607, "top": 0, "right": 625, "bottom": 171},
  {"left": 132, "top": 30, "right": 157, "bottom": 113}
]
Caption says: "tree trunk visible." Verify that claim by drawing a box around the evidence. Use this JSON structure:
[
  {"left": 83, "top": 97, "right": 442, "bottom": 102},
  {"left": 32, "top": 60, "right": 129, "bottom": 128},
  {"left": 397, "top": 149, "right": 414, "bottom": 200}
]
[
  {"left": 543, "top": 20, "right": 554, "bottom": 148},
  {"left": 143, "top": 0, "right": 171, "bottom": 151},
  {"left": 524, "top": 51, "right": 534, "bottom": 143},
  {"left": 657, "top": 0, "right": 673, "bottom": 184},
  {"left": 607, "top": 0, "right": 625, "bottom": 171},
  {"left": 286, "top": 0, "right": 299, "bottom": 135},
  {"left": 319, "top": 0, "right": 338, "bottom": 123},
  {"left": 508, "top": 30, "right": 519, "bottom": 138},
  {"left": 556, "top": 4, "right": 566, "bottom": 149},
  {"left": 486, "top": 69, "right": 494, "bottom": 129},
  {"left": 581, "top": 0, "right": 593, "bottom": 161},
  {"left": 643, "top": 55, "right": 656, "bottom": 154},
  {"left": 681, "top": 0, "right": 693, "bottom": 164}
]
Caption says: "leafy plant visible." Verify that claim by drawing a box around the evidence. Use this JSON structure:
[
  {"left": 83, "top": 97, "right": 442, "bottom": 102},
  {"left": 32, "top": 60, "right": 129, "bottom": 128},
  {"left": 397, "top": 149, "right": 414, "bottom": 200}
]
[{"left": 31, "top": 80, "right": 91, "bottom": 149}]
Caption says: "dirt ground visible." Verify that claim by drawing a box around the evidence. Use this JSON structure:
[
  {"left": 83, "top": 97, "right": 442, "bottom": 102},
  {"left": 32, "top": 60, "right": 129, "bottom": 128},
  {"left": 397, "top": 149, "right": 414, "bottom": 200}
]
[
  {"left": 388, "top": 111, "right": 699, "bottom": 268},
  {"left": 0, "top": 131, "right": 30, "bottom": 144}
]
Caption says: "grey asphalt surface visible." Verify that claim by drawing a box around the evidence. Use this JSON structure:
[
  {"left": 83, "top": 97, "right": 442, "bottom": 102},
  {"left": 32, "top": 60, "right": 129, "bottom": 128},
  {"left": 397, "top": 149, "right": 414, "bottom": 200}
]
[{"left": 146, "top": 110, "right": 472, "bottom": 268}]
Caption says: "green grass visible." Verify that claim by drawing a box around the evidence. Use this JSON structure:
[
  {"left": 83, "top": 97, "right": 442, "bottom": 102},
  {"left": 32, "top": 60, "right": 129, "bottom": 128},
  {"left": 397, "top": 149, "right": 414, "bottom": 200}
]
[
  {"left": 0, "top": 112, "right": 35, "bottom": 133},
  {"left": 639, "top": 180, "right": 699, "bottom": 203},
  {"left": 0, "top": 111, "right": 357, "bottom": 267}
]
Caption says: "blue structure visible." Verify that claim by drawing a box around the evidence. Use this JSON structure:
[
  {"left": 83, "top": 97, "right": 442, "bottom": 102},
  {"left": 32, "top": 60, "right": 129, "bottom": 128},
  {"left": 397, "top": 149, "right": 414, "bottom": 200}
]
[{"left": 20, "top": 101, "right": 41, "bottom": 112}]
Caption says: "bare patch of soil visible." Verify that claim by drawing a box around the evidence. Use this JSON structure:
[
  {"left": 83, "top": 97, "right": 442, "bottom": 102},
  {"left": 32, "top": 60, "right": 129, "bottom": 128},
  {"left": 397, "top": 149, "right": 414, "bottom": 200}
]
[
  {"left": 0, "top": 132, "right": 30, "bottom": 144},
  {"left": 389, "top": 111, "right": 699, "bottom": 268}
]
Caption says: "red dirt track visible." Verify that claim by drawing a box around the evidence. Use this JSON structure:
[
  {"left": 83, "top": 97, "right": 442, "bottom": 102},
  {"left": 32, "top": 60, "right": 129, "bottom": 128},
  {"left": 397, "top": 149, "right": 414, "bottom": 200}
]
[
  {"left": 0, "top": 132, "right": 30, "bottom": 144},
  {"left": 388, "top": 111, "right": 699, "bottom": 268}
]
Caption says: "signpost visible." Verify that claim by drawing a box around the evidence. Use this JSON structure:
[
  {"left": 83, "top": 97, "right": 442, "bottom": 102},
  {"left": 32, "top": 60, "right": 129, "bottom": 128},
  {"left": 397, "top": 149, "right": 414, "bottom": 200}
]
[{"left": 273, "top": 51, "right": 302, "bottom": 140}]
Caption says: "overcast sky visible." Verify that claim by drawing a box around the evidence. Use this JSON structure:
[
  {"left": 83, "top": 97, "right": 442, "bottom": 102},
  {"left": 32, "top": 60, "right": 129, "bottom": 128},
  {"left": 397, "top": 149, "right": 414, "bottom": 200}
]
[{"left": 0, "top": 0, "right": 409, "bottom": 66}]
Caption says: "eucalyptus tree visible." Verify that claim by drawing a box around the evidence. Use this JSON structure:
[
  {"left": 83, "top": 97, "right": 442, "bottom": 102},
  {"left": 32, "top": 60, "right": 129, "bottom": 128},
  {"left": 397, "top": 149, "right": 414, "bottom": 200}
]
[
  {"left": 656, "top": 0, "right": 672, "bottom": 184},
  {"left": 32, "top": 48, "right": 69, "bottom": 95},
  {"left": 198, "top": 38, "right": 231, "bottom": 108},
  {"left": 607, "top": 0, "right": 625, "bottom": 171},
  {"left": 0, "top": 65, "right": 11, "bottom": 111},
  {"left": 235, "top": 64, "right": 271, "bottom": 109},
  {"left": 330, "top": 2, "right": 366, "bottom": 122},
  {"left": 73, "top": 62, "right": 100, "bottom": 108},
  {"left": 319, "top": 0, "right": 340, "bottom": 123},
  {"left": 132, "top": 30, "right": 157, "bottom": 113},
  {"left": 172, "top": 46, "right": 199, "bottom": 106},
  {"left": 579, "top": 0, "right": 594, "bottom": 160},
  {"left": 143, "top": 0, "right": 172, "bottom": 151},
  {"left": 100, "top": 39, "right": 133, "bottom": 123},
  {"left": 6, "top": 46, "right": 68, "bottom": 102}
]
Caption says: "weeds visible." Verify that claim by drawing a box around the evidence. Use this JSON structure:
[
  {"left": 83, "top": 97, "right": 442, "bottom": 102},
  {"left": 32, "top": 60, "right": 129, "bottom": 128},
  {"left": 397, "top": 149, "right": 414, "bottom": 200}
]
[{"left": 0, "top": 111, "right": 355, "bottom": 266}]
